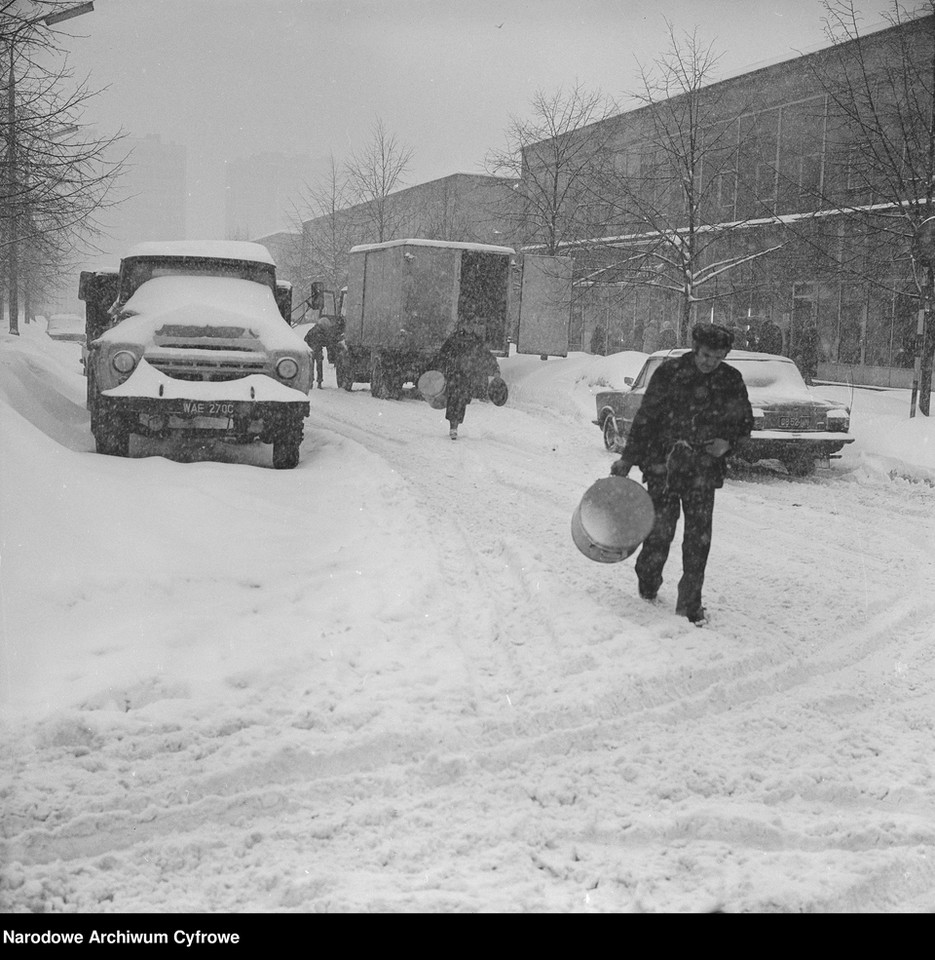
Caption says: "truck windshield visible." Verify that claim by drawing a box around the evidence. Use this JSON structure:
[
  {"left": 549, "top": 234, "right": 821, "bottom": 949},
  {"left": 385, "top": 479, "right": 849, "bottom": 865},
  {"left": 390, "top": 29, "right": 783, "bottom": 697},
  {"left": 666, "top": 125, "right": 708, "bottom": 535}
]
[{"left": 120, "top": 257, "right": 276, "bottom": 300}]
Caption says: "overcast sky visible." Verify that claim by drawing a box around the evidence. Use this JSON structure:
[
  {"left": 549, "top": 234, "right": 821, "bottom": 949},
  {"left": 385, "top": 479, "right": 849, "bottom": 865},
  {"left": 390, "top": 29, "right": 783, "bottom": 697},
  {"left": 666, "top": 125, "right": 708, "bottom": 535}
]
[{"left": 58, "top": 0, "right": 896, "bottom": 239}]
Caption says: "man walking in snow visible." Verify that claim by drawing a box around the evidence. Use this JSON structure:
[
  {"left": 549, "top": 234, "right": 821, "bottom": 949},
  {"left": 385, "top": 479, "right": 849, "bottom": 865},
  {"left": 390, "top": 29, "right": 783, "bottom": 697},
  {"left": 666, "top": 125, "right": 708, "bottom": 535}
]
[{"left": 610, "top": 324, "right": 754, "bottom": 624}]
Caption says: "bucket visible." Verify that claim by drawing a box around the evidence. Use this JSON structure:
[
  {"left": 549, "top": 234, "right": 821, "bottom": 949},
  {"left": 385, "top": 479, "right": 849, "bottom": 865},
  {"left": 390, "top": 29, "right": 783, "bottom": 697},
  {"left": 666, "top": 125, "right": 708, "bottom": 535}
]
[
  {"left": 571, "top": 477, "right": 655, "bottom": 563},
  {"left": 487, "top": 375, "right": 508, "bottom": 406},
  {"left": 418, "top": 370, "right": 447, "bottom": 409}
]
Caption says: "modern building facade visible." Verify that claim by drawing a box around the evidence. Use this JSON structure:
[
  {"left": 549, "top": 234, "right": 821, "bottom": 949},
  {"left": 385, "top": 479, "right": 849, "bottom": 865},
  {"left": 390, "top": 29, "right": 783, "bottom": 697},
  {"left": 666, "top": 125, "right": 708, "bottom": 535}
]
[{"left": 526, "top": 13, "right": 934, "bottom": 387}]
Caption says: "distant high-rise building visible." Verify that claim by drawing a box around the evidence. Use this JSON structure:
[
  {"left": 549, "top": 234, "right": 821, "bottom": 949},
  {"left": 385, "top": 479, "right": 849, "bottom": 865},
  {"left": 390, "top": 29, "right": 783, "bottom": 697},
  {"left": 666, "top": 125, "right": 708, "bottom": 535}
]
[
  {"left": 49, "top": 133, "right": 187, "bottom": 315},
  {"left": 104, "top": 134, "right": 187, "bottom": 251},
  {"left": 224, "top": 153, "right": 328, "bottom": 241}
]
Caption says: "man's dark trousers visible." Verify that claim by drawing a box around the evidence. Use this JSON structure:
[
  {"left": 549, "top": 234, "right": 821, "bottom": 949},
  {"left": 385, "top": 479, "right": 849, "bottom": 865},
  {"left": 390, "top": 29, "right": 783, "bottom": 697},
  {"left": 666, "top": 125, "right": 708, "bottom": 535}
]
[{"left": 635, "top": 473, "right": 716, "bottom": 618}]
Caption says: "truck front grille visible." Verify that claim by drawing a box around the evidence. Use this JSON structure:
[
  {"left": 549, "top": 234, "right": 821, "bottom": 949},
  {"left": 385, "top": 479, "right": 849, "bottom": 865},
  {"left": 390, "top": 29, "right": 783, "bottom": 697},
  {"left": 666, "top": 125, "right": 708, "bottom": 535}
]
[{"left": 147, "top": 357, "right": 268, "bottom": 382}]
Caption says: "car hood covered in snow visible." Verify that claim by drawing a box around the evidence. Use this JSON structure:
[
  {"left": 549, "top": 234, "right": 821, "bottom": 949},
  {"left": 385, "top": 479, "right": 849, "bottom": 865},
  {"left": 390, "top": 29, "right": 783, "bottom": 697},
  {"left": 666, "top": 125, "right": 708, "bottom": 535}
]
[{"left": 97, "top": 275, "right": 305, "bottom": 352}]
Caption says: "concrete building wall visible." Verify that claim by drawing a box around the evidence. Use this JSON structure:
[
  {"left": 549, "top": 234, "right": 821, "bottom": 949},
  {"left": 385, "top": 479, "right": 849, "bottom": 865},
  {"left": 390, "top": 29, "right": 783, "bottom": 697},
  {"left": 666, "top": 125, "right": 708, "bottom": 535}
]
[
  {"left": 527, "top": 14, "right": 933, "bottom": 387},
  {"left": 300, "top": 172, "right": 522, "bottom": 294}
]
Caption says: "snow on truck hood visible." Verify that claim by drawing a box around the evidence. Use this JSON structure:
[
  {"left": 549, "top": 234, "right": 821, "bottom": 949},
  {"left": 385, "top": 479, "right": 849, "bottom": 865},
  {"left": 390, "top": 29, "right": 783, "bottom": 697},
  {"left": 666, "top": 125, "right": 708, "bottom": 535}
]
[{"left": 98, "top": 275, "right": 306, "bottom": 351}]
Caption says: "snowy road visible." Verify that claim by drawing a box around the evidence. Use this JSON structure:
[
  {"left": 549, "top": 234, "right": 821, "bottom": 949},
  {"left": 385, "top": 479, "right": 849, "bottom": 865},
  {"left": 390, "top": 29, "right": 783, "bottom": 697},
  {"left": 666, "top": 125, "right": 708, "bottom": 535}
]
[{"left": 2, "top": 338, "right": 934, "bottom": 913}]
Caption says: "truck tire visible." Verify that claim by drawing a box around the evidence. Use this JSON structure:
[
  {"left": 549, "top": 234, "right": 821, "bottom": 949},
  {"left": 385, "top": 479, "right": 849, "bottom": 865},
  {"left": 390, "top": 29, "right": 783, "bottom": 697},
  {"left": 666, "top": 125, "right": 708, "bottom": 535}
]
[
  {"left": 371, "top": 353, "right": 392, "bottom": 398},
  {"left": 272, "top": 413, "right": 304, "bottom": 469},
  {"left": 92, "top": 406, "right": 130, "bottom": 457},
  {"left": 336, "top": 360, "right": 354, "bottom": 391}
]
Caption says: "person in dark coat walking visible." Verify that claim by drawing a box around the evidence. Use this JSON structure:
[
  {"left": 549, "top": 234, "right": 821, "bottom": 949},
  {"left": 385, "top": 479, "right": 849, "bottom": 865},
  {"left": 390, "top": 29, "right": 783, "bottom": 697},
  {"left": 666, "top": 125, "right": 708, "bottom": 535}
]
[
  {"left": 435, "top": 325, "right": 495, "bottom": 440},
  {"left": 610, "top": 324, "right": 754, "bottom": 624},
  {"left": 656, "top": 320, "right": 678, "bottom": 350},
  {"left": 794, "top": 320, "right": 820, "bottom": 384},
  {"left": 756, "top": 319, "right": 784, "bottom": 355}
]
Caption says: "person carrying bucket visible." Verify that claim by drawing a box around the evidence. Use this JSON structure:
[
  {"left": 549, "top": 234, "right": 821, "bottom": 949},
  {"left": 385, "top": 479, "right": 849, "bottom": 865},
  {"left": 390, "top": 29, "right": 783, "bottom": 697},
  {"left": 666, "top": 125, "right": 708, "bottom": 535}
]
[
  {"left": 610, "top": 323, "right": 754, "bottom": 625},
  {"left": 434, "top": 321, "right": 497, "bottom": 440}
]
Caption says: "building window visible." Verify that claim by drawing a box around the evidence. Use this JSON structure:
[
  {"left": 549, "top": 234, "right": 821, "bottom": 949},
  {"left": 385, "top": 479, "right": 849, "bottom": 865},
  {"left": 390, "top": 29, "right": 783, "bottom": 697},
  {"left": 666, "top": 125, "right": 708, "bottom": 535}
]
[
  {"left": 755, "top": 162, "right": 777, "bottom": 210},
  {"left": 717, "top": 171, "right": 737, "bottom": 218}
]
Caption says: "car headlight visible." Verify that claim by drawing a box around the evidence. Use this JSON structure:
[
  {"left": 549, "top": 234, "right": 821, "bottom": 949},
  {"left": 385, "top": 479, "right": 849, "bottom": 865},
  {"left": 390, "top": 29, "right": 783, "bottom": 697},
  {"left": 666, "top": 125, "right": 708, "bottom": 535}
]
[
  {"left": 112, "top": 350, "right": 138, "bottom": 374},
  {"left": 276, "top": 357, "right": 299, "bottom": 380},
  {"left": 751, "top": 407, "right": 766, "bottom": 426},
  {"left": 826, "top": 408, "right": 850, "bottom": 431}
]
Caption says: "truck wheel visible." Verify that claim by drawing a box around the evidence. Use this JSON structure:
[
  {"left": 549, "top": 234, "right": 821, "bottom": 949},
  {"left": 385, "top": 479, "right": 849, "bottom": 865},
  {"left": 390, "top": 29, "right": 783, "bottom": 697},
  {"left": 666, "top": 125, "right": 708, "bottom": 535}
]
[
  {"left": 602, "top": 417, "right": 620, "bottom": 451},
  {"left": 371, "top": 354, "right": 390, "bottom": 398},
  {"left": 93, "top": 413, "right": 130, "bottom": 457},
  {"left": 337, "top": 365, "right": 353, "bottom": 390},
  {"left": 272, "top": 414, "right": 304, "bottom": 469}
]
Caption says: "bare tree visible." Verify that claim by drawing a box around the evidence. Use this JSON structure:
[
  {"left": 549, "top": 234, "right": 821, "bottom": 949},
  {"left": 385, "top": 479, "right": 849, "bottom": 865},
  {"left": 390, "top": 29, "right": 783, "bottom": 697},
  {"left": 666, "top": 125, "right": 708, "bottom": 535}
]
[
  {"left": 805, "top": 0, "right": 935, "bottom": 411},
  {"left": 291, "top": 153, "right": 354, "bottom": 300},
  {"left": 343, "top": 117, "right": 413, "bottom": 243},
  {"left": 2, "top": 5, "right": 125, "bottom": 334},
  {"left": 486, "top": 81, "right": 620, "bottom": 255},
  {"left": 594, "top": 23, "right": 784, "bottom": 344}
]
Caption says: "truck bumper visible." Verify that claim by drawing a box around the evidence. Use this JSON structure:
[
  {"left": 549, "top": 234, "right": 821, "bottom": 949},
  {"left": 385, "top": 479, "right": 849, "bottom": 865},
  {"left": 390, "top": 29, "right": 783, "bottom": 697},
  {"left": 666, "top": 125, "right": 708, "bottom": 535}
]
[{"left": 99, "top": 396, "right": 310, "bottom": 441}]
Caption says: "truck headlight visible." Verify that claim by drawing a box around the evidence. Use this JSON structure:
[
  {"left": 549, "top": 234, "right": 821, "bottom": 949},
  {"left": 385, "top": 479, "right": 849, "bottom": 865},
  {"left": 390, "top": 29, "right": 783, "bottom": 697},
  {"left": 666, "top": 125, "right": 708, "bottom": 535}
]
[
  {"left": 751, "top": 407, "right": 766, "bottom": 427},
  {"left": 112, "top": 350, "right": 137, "bottom": 374},
  {"left": 826, "top": 408, "right": 850, "bottom": 432},
  {"left": 276, "top": 357, "right": 299, "bottom": 380}
]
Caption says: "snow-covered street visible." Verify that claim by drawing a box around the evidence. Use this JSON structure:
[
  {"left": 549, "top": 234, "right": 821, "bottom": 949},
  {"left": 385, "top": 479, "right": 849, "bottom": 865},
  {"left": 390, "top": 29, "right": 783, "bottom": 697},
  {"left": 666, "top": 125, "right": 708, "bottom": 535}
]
[{"left": 1, "top": 323, "right": 934, "bottom": 913}]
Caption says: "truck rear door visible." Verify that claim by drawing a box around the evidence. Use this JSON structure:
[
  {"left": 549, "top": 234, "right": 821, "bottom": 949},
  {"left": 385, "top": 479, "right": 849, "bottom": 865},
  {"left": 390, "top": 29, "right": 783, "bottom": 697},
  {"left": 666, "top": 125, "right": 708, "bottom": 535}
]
[{"left": 516, "top": 254, "right": 571, "bottom": 357}]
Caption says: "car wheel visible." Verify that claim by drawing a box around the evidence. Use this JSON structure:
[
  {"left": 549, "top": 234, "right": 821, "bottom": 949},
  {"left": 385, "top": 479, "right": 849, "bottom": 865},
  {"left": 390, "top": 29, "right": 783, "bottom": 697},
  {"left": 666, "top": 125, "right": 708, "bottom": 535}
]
[
  {"left": 602, "top": 416, "right": 620, "bottom": 451},
  {"left": 785, "top": 456, "right": 816, "bottom": 477}
]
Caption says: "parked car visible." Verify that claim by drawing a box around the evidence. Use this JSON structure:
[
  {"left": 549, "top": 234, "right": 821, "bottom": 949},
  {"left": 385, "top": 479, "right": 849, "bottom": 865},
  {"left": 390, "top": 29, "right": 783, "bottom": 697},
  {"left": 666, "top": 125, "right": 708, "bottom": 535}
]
[
  {"left": 45, "top": 313, "right": 86, "bottom": 343},
  {"left": 79, "top": 241, "right": 311, "bottom": 468},
  {"left": 594, "top": 348, "right": 854, "bottom": 476}
]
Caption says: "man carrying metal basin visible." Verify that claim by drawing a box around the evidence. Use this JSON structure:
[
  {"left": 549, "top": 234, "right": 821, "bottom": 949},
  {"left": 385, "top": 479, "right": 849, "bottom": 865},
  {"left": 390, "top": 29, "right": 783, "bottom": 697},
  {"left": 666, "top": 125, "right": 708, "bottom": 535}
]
[{"left": 610, "top": 324, "right": 754, "bottom": 626}]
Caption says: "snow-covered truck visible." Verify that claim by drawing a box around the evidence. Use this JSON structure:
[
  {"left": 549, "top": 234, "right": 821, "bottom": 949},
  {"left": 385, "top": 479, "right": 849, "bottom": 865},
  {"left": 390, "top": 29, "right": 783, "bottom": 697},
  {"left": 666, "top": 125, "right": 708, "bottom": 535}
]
[
  {"left": 78, "top": 241, "right": 312, "bottom": 468},
  {"left": 332, "top": 238, "right": 572, "bottom": 398}
]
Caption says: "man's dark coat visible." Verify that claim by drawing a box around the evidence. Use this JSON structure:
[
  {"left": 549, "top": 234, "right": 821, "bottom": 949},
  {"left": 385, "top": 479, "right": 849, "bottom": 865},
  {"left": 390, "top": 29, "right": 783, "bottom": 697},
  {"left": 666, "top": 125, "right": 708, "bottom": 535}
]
[{"left": 621, "top": 352, "right": 754, "bottom": 489}]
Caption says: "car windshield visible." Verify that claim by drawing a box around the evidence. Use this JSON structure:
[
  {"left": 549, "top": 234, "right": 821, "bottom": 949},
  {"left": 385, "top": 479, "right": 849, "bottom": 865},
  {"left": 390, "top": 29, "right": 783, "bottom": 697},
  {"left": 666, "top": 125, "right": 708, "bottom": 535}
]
[{"left": 731, "top": 357, "right": 811, "bottom": 397}]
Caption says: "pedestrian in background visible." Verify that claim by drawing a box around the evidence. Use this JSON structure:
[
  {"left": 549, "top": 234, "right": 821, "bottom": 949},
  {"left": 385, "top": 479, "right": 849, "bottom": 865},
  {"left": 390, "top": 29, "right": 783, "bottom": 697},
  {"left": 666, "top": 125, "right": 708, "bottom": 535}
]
[
  {"left": 657, "top": 320, "right": 677, "bottom": 350},
  {"left": 435, "top": 324, "right": 496, "bottom": 440},
  {"left": 757, "top": 318, "right": 784, "bottom": 355},
  {"left": 304, "top": 323, "right": 328, "bottom": 388},
  {"left": 610, "top": 323, "right": 754, "bottom": 625},
  {"left": 794, "top": 319, "right": 820, "bottom": 384},
  {"left": 642, "top": 322, "right": 660, "bottom": 353}
]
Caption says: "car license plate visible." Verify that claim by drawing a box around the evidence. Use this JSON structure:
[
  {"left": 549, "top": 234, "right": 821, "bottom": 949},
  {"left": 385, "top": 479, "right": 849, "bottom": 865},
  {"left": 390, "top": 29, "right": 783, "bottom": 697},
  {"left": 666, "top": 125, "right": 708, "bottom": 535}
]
[{"left": 779, "top": 416, "right": 809, "bottom": 428}]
